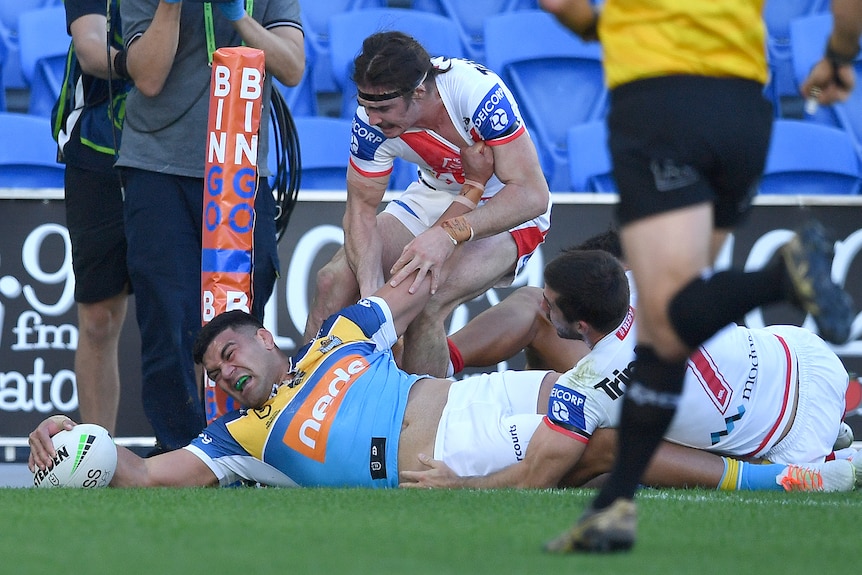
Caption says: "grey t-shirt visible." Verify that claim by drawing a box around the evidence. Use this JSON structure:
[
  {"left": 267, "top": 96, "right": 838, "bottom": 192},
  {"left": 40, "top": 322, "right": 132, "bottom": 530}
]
[{"left": 117, "top": 0, "right": 302, "bottom": 177}]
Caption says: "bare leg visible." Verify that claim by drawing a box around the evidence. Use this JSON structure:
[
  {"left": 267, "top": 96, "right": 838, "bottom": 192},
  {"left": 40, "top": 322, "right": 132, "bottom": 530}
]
[
  {"left": 302, "top": 247, "right": 360, "bottom": 342},
  {"left": 561, "top": 428, "right": 728, "bottom": 490},
  {"left": 74, "top": 291, "right": 128, "bottom": 435},
  {"left": 401, "top": 234, "right": 519, "bottom": 376},
  {"left": 305, "top": 214, "right": 416, "bottom": 342}
]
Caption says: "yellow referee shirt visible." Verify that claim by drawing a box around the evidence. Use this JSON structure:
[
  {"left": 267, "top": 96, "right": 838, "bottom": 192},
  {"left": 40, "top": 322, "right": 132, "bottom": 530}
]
[{"left": 599, "top": 0, "right": 769, "bottom": 89}]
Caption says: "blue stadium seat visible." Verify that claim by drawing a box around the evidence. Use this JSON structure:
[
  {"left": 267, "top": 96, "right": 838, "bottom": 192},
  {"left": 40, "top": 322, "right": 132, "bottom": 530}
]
[
  {"left": 292, "top": 116, "right": 352, "bottom": 190},
  {"left": 329, "top": 8, "right": 463, "bottom": 119},
  {"left": 760, "top": 120, "right": 862, "bottom": 195},
  {"left": 410, "top": 0, "right": 539, "bottom": 64},
  {"left": 18, "top": 5, "right": 69, "bottom": 116},
  {"left": 484, "top": 10, "right": 606, "bottom": 191},
  {"left": 0, "top": 0, "right": 50, "bottom": 89},
  {"left": 0, "top": 34, "right": 7, "bottom": 111},
  {"left": 0, "top": 112, "right": 64, "bottom": 188},
  {"left": 273, "top": 37, "right": 318, "bottom": 117},
  {"left": 763, "top": 0, "right": 830, "bottom": 115},
  {"left": 301, "top": 0, "right": 386, "bottom": 94},
  {"left": 566, "top": 120, "right": 614, "bottom": 193},
  {"left": 28, "top": 53, "right": 67, "bottom": 117},
  {"left": 790, "top": 12, "right": 862, "bottom": 156}
]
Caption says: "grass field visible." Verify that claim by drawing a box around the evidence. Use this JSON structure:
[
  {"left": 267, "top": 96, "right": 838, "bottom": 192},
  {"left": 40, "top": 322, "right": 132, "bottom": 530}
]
[{"left": 0, "top": 486, "right": 857, "bottom": 575}]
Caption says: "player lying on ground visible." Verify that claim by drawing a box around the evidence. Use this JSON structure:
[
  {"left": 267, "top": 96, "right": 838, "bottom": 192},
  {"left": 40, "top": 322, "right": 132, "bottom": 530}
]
[
  {"left": 28, "top": 272, "right": 857, "bottom": 490},
  {"left": 402, "top": 248, "right": 861, "bottom": 492}
]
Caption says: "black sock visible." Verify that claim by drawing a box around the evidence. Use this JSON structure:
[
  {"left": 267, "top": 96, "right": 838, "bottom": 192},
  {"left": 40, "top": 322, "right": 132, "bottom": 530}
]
[
  {"left": 668, "top": 264, "right": 785, "bottom": 350},
  {"left": 592, "top": 346, "right": 687, "bottom": 510}
]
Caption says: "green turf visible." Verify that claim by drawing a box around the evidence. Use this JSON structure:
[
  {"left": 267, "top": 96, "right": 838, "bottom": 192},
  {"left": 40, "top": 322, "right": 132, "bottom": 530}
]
[{"left": 0, "top": 487, "right": 856, "bottom": 575}]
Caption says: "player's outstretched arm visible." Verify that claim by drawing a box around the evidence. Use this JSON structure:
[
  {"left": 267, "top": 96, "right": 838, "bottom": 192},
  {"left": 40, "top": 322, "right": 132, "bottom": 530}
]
[
  {"left": 399, "top": 419, "right": 585, "bottom": 489},
  {"left": 28, "top": 415, "right": 218, "bottom": 488},
  {"left": 111, "top": 447, "right": 218, "bottom": 488}
]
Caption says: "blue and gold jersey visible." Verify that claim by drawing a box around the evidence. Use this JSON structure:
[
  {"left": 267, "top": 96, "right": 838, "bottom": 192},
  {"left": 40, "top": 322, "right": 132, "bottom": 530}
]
[{"left": 186, "top": 296, "right": 421, "bottom": 487}]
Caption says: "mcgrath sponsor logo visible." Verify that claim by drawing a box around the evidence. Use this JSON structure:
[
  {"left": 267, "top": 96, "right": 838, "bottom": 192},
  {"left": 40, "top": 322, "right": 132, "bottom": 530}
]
[
  {"left": 284, "top": 354, "right": 370, "bottom": 462},
  {"left": 351, "top": 117, "right": 386, "bottom": 160}
]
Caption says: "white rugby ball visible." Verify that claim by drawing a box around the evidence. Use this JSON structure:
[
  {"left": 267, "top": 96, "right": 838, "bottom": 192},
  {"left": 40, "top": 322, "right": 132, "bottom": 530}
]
[{"left": 33, "top": 424, "right": 117, "bottom": 488}]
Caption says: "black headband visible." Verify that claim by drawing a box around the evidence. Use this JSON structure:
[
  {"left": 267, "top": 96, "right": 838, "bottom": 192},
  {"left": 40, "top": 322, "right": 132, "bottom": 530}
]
[
  {"left": 356, "top": 89, "right": 405, "bottom": 102},
  {"left": 357, "top": 70, "right": 429, "bottom": 103}
]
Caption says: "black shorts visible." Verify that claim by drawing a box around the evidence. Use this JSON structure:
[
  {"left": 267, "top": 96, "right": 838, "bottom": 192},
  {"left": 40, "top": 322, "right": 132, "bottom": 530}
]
[
  {"left": 608, "top": 75, "right": 773, "bottom": 228},
  {"left": 64, "top": 164, "right": 130, "bottom": 303}
]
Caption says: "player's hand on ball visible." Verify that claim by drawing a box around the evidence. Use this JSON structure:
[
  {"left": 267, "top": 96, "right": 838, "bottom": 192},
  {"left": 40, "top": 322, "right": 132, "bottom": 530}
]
[
  {"left": 29, "top": 420, "right": 117, "bottom": 488},
  {"left": 28, "top": 415, "right": 75, "bottom": 473}
]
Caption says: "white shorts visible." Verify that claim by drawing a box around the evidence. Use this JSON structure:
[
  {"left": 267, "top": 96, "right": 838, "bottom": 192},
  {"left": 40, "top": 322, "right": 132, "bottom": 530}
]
[
  {"left": 433, "top": 370, "right": 547, "bottom": 477},
  {"left": 383, "top": 181, "right": 552, "bottom": 264},
  {"left": 383, "top": 181, "right": 455, "bottom": 236},
  {"left": 762, "top": 326, "right": 849, "bottom": 464}
]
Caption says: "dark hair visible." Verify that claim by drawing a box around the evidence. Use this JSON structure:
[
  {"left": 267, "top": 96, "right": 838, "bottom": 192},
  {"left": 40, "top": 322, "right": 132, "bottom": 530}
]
[
  {"left": 570, "top": 228, "right": 622, "bottom": 259},
  {"left": 352, "top": 31, "right": 447, "bottom": 100},
  {"left": 543, "top": 249, "right": 629, "bottom": 333},
  {"left": 192, "top": 310, "right": 264, "bottom": 365}
]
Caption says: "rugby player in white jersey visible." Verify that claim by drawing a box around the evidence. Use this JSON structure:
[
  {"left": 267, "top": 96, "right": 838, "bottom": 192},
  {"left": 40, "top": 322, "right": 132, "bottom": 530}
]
[
  {"left": 303, "top": 31, "right": 552, "bottom": 378},
  {"left": 401, "top": 249, "right": 861, "bottom": 492}
]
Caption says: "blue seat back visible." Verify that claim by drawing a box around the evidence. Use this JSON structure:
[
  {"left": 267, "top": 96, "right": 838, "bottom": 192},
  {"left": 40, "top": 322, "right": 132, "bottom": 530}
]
[
  {"left": 28, "top": 52, "right": 68, "bottom": 117},
  {"left": 292, "top": 117, "right": 352, "bottom": 190},
  {"left": 0, "top": 112, "right": 64, "bottom": 188},
  {"left": 18, "top": 5, "right": 68, "bottom": 86},
  {"left": 761, "top": 120, "right": 862, "bottom": 195},
  {"left": 412, "top": 0, "right": 538, "bottom": 63},
  {"left": 0, "top": 33, "right": 6, "bottom": 111},
  {"left": 485, "top": 10, "right": 606, "bottom": 191},
  {"left": 329, "top": 8, "right": 463, "bottom": 119},
  {"left": 273, "top": 36, "right": 318, "bottom": 117},
  {"left": 301, "top": 0, "right": 386, "bottom": 93},
  {"left": 567, "top": 120, "right": 614, "bottom": 193},
  {"left": 0, "top": 0, "right": 50, "bottom": 89}
]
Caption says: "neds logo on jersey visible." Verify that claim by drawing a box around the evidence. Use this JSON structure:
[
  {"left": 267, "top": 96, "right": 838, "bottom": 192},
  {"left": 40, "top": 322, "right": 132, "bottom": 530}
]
[{"left": 284, "top": 354, "right": 369, "bottom": 462}]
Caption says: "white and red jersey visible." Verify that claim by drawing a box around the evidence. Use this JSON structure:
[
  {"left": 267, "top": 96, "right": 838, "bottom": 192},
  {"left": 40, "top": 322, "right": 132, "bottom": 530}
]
[
  {"left": 349, "top": 57, "right": 527, "bottom": 194},
  {"left": 547, "top": 317, "right": 845, "bottom": 463},
  {"left": 349, "top": 56, "right": 551, "bottom": 273}
]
